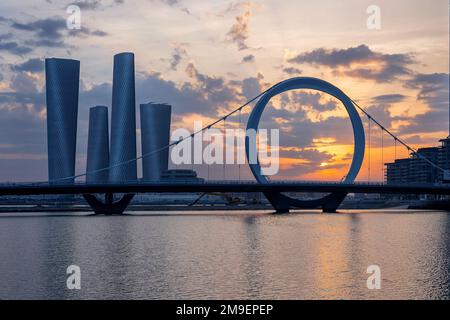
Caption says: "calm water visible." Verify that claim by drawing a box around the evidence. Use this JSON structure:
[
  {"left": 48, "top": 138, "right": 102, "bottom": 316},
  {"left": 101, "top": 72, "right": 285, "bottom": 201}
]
[{"left": 0, "top": 210, "right": 449, "bottom": 300}]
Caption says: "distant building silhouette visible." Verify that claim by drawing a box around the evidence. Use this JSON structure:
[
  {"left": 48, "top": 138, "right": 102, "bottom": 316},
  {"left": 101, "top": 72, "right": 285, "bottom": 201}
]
[
  {"left": 86, "top": 106, "right": 109, "bottom": 183},
  {"left": 45, "top": 58, "right": 80, "bottom": 184},
  {"left": 385, "top": 138, "right": 450, "bottom": 184},
  {"left": 109, "top": 52, "right": 137, "bottom": 182},
  {"left": 438, "top": 137, "right": 450, "bottom": 181},
  {"left": 140, "top": 103, "right": 172, "bottom": 181},
  {"left": 161, "top": 169, "right": 204, "bottom": 183}
]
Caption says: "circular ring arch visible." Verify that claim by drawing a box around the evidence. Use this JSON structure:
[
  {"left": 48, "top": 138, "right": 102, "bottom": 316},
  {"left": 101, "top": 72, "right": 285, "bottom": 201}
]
[{"left": 245, "top": 77, "right": 365, "bottom": 209}]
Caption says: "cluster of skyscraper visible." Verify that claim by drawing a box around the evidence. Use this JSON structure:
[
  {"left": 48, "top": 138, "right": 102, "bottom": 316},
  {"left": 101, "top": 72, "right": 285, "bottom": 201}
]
[{"left": 45, "top": 53, "right": 172, "bottom": 184}]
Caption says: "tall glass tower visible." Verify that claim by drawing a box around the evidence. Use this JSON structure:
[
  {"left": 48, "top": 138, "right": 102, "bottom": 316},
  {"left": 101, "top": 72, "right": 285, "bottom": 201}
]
[
  {"left": 140, "top": 103, "right": 172, "bottom": 181},
  {"left": 86, "top": 106, "right": 109, "bottom": 184},
  {"left": 45, "top": 58, "right": 80, "bottom": 184},
  {"left": 109, "top": 52, "right": 137, "bottom": 182}
]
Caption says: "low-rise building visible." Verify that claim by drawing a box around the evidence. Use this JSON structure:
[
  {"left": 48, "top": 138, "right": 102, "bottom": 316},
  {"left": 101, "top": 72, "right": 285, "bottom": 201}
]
[{"left": 385, "top": 137, "right": 450, "bottom": 184}]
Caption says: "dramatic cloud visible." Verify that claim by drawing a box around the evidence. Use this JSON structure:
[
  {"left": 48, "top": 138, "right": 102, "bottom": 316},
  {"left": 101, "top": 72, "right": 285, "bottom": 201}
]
[{"left": 288, "top": 44, "right": 415, "bottom": 82}]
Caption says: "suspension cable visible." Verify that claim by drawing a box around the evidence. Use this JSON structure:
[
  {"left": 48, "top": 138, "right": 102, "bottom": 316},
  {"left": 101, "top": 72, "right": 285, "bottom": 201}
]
[
  {"left": 368, "top": 116, "right": 371, "bottom": 182},
  {"left": 350, "top": 98, "right": 445, "bottom": 172},
  {"left": 223, "top": 116, "right": 226, "bottom": 180},
  {"left": 238, "top": 108, "right": 241, "bottom": 181},
  {"left": 381, "top": 128, "right": 384, "bottom": 183},
  {"left": 394, "top": 138, "right": 397, "bottom": 160}
]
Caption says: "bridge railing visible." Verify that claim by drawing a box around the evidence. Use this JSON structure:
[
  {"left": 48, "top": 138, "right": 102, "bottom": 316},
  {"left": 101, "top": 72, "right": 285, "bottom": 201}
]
[{"left": 0, "top": 180, "right": 448, "bottom": 188}]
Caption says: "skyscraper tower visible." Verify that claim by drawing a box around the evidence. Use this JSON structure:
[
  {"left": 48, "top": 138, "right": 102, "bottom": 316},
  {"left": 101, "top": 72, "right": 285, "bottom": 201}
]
[
  {"left": 45, "top": 58, "right": 80, "bottom": 184},
  {"left": 86, "top": 106, "right": 109, "bottom": 184},
  {"left": 109, "top": 52, "right": 137, "bottom": 182},
  {"left": 140, "top": 103, "right": 172, "bottom": 181}
]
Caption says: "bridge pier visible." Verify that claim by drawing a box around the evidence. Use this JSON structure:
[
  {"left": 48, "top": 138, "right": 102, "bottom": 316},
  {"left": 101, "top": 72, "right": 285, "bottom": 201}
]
[
  {"left": 321, "top": 193, "right": 347, "bottom": 213},
  {"left": 263, "top": 191, "right": 347, "bottom": 213},
  {"left": 83, "top": 193, "right": 135, "bottom": 215},
  {"left": 263, "top": 192, "right": 291, "bottom": 214}
]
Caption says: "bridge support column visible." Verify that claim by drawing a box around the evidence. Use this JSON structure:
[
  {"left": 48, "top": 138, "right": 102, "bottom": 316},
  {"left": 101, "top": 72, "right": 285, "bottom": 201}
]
[
  {"left": 263, "top": 192, "right": 291, "bottom": 214},
  {"left": 263, "top": 191, "right": 347, "bottom": 214},
  {"left": 321, "top": 193, "right": 347, "bottom": 213},
  {"left": 83, "top": 193, "right": 135, "bottom": 215}
]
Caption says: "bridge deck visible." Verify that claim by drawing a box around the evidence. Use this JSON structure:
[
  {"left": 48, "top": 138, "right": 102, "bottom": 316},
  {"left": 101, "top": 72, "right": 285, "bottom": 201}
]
[{"left": 1, "top": 182, "right": 450, "bottom": 196}]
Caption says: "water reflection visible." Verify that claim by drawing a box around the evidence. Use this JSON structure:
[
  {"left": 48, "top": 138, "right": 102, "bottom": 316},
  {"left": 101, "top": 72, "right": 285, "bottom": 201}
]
[
  {"left": 0, "top": 210, "right": 449, "bottom": 299},
  {"left": 241, "top": 215, "right": 264, "bottom": 298}
]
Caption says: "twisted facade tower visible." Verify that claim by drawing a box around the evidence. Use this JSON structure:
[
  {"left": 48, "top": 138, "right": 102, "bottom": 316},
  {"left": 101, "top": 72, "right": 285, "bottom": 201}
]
[
  {"left": 140, "top": 103, "right": 172, "bottom": 181},
  {"left": 45, "top": 58, "right": 80, "bottom": 184},
  {"left": 109, "top": 52, "right": 137, "bottom": 182},
  {"left": 86, "top": 106, "right": 109, "bottom": 183}
]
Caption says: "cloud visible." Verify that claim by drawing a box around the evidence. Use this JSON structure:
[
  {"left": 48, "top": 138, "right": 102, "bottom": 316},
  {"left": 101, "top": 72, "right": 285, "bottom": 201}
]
[
  {"left": 10, "top": 73, "right": 40, "bottom": 94},
  {"left": 398, "top": 73, "right": 449, "bottom": 135},
  {"left": 4, "top": 16, "right": 108, "bottom": 50},
  {"left": 289, "top": 45, "right": 373, "bottom": 67},
  {"left": 147, "top": 0, "right": 191, "bottom": 14},
  {"left": 0, "top": 41, "right": 32, "bottom": 55},
  {"left": 241, "top": 54, "right": 255, "bottom": 63},
  {"left": 0, "top": 33, "right": 32, "bottom": 55},
  {"left": 169, "top": 45, "right": 187, "bottom": 71},
  {"left": 371, "top": 94, "right": 406, "bottom": 104},
  {"left": 69, "top": 0, "right": 102, "bottom": 10},
  {"left": 226, "top": 5, "right": 252, "bottom": 50},
  {"left": 184, "top": 62, "right": 240, "bottom": 108},
  {"left": 11, "top": 58, "right": 44, "bottom": 73},
  {"left": 160, "top": 0, "right": 178, "bottom": 5},
  {"left": 11, "top": 17, "right": 67, "bottom": 39},
  {"left": 24, "top": 39, "right": 67, "bottom": 48},
  {"left": 0, "top": 33, "right": 13, "bottom": 40},
  {"left": 288, "top": 44, "right": 415, "bottom": 82},
  {"left": 292, "top": 91, "right": 338, "bottom": 112},
  {"left": 405, "top": 73, "right": 449, "bottom": 100},
  {"left": 65, "top": 0, "right": 125, "bottom": 11},
  {"left": 282, "top": 66, "right": 302, "bottom": 75}
]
